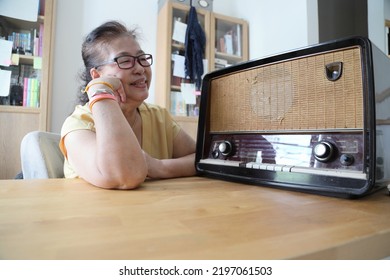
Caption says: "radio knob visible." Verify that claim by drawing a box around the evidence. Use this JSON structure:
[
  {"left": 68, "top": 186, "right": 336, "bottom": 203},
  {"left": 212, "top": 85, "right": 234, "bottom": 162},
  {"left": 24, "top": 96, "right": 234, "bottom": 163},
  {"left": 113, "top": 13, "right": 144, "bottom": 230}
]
[
  {"left": 314, "top": 141, "right": 334, "bottom": 162},
  {"left": 340, "top": 154, "right": 354, "bottom": 166},
  {"left": 218, "top": 141, "right": 233, "bottom": 156},
  {"left": 211, "top": 150, "right": 220, "bottom": 159}
]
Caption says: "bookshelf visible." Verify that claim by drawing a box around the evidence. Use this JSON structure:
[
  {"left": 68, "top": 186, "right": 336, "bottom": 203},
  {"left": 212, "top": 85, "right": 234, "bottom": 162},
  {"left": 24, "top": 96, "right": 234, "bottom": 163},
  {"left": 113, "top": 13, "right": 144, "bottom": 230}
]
[
  {"left": 155, "top": 0, "right": 248, "bottom": 139},
  {"left": 0, "top": 0, "right": 55, "bottom": 179}
]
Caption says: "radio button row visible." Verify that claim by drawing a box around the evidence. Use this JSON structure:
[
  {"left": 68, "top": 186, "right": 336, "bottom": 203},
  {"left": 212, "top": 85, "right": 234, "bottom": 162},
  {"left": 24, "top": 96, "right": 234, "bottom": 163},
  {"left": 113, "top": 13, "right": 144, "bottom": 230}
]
[
  {"left": 243, "top": 161, "right": 366, "bottom": 179},
  {"left": 246, "top": 162, "right": 287, "bottom": 172},
  {"left": 200, "top": 159, "right": 366, "bottom": 179}
]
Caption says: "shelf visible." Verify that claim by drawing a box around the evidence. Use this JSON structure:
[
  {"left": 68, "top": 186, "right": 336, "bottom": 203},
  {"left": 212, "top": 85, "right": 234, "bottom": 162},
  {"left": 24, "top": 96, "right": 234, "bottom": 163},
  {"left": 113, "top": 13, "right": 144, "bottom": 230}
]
[
  {"left": 172, "top": 42, "right": 185, "bottom": 50},
  {"left": 0, "top": 14, "right": 44, "bottom": 32},
  {"left": 11, "top": 54, "right": 41, "bottom": 65},
  {"left": 377, "top": 119, "right": 390, "bottom": 125},
  {"left": 171, "top": 85, "right": 181, "bottom": 91},
  {"left": 0, "top": 105, "right": 40, "bottom": 114},
  {"left": 215, "top": 51, "right": 244, "bottom": 63}
]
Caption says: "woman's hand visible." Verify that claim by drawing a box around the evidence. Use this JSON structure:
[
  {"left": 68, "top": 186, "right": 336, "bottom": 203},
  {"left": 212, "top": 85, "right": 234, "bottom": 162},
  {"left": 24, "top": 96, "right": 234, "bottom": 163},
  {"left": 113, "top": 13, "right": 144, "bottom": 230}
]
[
  {"left": 142, "top": 129, "right": 196, "bottom": 179},
  {"left": 143, "top": 150, "right": 196, "bottom": 179},
  {"left": 85, "top": 76, "right": 126, "bottom": 103}
]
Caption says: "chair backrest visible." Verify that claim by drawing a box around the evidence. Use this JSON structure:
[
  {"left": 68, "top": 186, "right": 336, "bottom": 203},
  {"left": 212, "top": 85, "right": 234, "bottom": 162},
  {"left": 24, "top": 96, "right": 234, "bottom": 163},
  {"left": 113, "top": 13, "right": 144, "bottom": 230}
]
[{"left": 20, "top": 131, "right": 64, "bottom": 179}]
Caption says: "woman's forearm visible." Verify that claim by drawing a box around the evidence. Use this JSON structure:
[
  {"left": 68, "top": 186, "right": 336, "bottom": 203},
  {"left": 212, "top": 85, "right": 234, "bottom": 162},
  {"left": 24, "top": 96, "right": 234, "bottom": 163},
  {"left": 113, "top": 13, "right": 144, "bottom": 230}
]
[
  {"left": 144, "top": 152, "right": 196, "bottom": 179},
  {"left": 91, "top": 100, "right": 148, "bottom": 187}
]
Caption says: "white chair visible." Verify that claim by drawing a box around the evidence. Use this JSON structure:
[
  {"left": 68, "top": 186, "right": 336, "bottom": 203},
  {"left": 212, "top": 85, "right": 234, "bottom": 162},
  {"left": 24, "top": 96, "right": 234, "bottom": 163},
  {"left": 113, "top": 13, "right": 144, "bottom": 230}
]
[{"left": 20, "top": 131, "right": 64, "bottom": 178}]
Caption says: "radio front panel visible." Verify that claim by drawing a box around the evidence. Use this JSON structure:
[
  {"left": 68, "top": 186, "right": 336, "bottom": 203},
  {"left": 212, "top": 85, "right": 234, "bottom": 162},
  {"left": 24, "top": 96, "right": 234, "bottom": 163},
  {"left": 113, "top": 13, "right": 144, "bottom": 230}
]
[{"left": 202, "top": 133, "right": 366, "bottom": 178}]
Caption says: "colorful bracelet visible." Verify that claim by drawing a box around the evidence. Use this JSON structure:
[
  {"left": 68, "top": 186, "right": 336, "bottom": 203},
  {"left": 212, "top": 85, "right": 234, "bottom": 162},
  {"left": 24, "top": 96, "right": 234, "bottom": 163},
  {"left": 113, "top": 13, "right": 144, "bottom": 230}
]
[
  {"left": 88, "top": 94, "right": 117, "bottom": 111},
  {"left": 83, "top": 81, "right": 115, "bottom": 93}
]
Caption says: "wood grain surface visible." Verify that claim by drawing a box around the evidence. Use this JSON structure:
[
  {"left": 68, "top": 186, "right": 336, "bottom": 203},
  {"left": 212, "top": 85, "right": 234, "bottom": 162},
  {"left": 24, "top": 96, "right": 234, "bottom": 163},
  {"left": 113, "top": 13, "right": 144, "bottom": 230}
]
[{"left": 1, "top": 177, "right": 390, "bottom": 260}]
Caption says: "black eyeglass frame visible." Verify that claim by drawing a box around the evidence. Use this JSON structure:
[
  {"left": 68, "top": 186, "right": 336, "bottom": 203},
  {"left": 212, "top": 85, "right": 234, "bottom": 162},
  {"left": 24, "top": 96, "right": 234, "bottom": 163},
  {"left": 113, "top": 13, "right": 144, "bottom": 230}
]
[{"left": 94, "top": 53, "right": 153, "bottom": 69}]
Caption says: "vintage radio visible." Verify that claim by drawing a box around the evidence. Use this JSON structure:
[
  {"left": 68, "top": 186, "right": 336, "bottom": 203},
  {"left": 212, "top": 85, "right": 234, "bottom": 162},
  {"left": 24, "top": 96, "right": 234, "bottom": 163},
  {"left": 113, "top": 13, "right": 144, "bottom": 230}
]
[{"left": 195, "top": 36, "right": 390, "bottom": 198}]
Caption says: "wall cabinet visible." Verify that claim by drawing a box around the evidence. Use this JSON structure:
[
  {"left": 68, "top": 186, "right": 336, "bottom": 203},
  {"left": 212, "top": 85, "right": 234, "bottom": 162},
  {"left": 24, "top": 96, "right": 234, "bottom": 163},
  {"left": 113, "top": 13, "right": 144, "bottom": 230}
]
[
  {"left": 0, "top": 0, "right": 55, "bottom": 179},
  {"left": 155, "top": 0, "right": 248, "bottom": 139}
]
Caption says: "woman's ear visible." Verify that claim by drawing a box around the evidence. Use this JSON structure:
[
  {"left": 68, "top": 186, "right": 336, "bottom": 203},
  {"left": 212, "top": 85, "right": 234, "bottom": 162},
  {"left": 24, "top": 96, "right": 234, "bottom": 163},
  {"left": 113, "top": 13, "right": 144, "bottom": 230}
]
[{"left": 90, "top": 68, "right": 101, "bottom": 79}]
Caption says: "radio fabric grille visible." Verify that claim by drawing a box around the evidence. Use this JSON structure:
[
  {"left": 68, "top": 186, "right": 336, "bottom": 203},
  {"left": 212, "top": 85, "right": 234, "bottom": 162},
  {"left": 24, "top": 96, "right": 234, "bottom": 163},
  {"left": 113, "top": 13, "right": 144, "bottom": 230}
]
[{"left": 209, "top": 48, "right": 364, "bottom": 132}]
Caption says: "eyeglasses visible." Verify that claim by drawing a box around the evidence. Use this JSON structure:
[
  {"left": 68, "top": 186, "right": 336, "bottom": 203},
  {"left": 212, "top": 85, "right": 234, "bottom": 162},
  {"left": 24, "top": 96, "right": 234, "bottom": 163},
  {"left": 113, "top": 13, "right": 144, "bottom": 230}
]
[{"left": 94, "top": 54, "right": 153, "bottom": 69}]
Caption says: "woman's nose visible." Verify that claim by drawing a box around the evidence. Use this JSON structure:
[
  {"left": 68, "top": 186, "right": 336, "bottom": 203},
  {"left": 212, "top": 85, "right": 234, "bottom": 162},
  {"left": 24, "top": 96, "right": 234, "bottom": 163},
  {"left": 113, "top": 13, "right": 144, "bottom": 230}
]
[{"left": 132, "top": 60, "right": 145, "bottom": 73}]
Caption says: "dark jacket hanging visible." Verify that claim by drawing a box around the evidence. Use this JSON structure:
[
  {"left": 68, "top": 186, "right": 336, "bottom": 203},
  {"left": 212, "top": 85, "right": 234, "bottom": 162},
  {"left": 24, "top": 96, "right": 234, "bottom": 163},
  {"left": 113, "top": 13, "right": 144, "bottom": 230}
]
[{"left": 184, "top": 5, "right": 206, "bottom": 90}]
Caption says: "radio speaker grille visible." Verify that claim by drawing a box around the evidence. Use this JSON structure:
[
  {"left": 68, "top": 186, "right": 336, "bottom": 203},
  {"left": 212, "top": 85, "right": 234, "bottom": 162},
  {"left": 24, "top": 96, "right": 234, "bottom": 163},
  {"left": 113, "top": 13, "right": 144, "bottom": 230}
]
[{"left": 209, "top": 47, "right": 364, "bottom": 132}]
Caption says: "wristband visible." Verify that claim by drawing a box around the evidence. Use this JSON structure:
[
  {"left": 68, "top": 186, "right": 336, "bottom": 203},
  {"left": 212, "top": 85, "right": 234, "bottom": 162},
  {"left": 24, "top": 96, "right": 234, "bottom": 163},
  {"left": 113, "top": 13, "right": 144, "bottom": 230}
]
[
  {"left": 83, "top": 81, "right": 115, "bottom": 93},
  {"left": 89, "top": 94, "right": 117, "bottom": 111},
  {"left": 89, "top": 88, "right": 115, "bottom": 99}
]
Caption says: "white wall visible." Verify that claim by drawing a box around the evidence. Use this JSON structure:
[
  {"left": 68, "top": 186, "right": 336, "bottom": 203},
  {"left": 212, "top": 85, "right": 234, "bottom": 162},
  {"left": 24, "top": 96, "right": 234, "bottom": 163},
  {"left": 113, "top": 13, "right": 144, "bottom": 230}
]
[
  {"left": 51, "top": 0, "right": 84, "bottom": 133},
  {"left": 368, "top": 0, "right": 390, "bottom": 54},
  {"left": 368, "top": 0, "right": 386, "bottom": 53}
]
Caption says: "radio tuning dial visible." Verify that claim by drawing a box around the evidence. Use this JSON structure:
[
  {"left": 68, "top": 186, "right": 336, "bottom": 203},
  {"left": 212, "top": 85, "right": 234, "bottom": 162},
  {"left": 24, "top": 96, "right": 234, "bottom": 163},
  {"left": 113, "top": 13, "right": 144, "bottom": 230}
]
[
  {"left": 218, "top": 141, "right": 233, "bottom": 156},
  {"left": 314, "top": 141, "right": 335, "bottom": 162}
]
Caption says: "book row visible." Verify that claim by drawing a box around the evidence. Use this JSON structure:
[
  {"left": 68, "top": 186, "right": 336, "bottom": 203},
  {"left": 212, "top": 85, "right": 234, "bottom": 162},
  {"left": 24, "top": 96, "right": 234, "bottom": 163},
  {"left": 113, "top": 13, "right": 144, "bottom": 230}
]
[{"left": 7, "top": 23, "right": 44, "bottom": 57}]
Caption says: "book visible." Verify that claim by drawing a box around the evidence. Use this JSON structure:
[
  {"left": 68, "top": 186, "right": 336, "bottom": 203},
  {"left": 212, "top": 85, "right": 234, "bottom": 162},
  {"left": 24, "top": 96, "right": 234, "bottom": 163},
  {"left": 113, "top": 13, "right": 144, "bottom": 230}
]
[
  {"left": 38, "top": 23, "right": 44, "bottom": 57},
  {"left": 224, "top": 32, "right": 233, "bottom": 55},
  {"left": 235, "top": 24, "right": 241, "bottom": 56},
  {"left": 170, "top": 91, "right": 186, "bottom": 116}
]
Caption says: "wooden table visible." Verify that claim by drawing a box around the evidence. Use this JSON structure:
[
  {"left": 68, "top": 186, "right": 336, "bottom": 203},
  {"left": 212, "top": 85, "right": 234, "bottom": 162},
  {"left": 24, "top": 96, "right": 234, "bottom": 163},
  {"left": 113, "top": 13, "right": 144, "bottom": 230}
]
[{"left": 1, "top": 177, "right": 390, "bottom": 260}]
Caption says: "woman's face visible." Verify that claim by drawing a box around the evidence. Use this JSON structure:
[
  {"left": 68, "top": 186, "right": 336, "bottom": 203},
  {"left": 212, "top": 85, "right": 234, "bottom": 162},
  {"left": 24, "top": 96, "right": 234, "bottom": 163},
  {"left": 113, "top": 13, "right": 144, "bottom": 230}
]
[{"left": 97, "top": 35, "right": 152, "bottom": 104}]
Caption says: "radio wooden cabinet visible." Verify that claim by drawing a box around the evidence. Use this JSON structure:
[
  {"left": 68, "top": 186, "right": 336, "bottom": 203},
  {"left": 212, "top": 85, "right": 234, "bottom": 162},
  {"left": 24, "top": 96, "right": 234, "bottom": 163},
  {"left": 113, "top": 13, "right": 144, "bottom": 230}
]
[
  {"left": 155, "top": 0, "right": 248, "bottom": 139},
  {"left": 0, "top": 0, "right": 55, "bottom": 179},
  {"left": 196, "top": 36, "right": 390, "bottom": 198}
]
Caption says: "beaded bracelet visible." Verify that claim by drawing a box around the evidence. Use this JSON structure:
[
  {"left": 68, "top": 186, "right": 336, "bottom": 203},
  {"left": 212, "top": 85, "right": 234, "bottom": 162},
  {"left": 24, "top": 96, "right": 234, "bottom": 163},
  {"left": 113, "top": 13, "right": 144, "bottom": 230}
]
[
  {"left": 89, "top": 94, "right": 117, "bottom": 111},
  {"left": 83, "top": 81, "right": 115, "bottom": 93}
]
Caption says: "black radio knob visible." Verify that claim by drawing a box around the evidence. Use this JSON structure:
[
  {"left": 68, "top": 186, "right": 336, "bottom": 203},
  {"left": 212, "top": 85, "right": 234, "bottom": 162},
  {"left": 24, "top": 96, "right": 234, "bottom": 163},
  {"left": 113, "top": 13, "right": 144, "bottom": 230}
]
[
  {"left": 211, "top": 150, "right": 220, "bottom": 159},
  {"left": 218, "top": 141, "right": 233, "bottom": 156},
  {"left": 340, "top": 154, "right": 354, "bottom": 166},
  {"left": 314, "top": 141, "right": 335, "bottom": 162}
]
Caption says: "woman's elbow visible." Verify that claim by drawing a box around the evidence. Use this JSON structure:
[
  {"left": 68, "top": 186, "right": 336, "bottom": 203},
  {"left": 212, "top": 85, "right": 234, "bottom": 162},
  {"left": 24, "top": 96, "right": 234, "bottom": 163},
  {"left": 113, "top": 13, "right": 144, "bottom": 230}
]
[
  {"left": 95, "top": 174, "right": 146, "bottom": 190},
  {"left": 92, "top": 164, "right": 148, "bottom": 190},
  {"left": 118, "top": 169, "right": 148, "bottom": 189}
]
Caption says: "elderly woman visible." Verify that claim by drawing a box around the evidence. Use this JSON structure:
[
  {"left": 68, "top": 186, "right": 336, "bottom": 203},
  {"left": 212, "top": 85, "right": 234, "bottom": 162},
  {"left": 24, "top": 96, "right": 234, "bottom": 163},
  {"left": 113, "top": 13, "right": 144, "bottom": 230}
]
[{"left": 60, "top": 21, "right": 196, "bottom": 189}]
